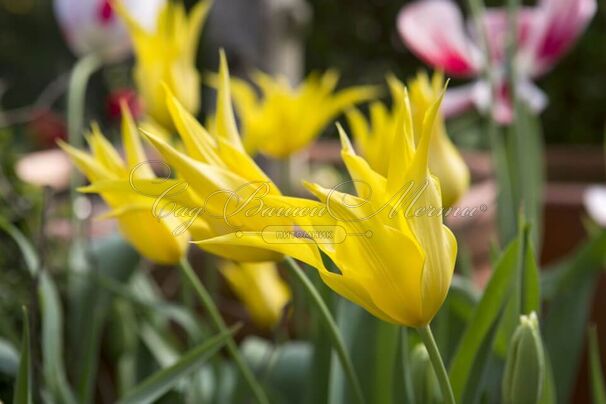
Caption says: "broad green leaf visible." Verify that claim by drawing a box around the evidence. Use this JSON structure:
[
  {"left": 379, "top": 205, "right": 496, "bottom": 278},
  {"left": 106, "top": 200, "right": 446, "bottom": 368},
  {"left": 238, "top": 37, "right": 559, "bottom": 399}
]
[
  {"left": 410, "top": 344, "right": 441, "bottom": 404},
  {"left": 328, "top": 298, "right": 399, "bottom": 404},
  {"left": 110, "top": 299, "right": 139, "bottom": 395},
  {"left": 508, "top": 105, "right": 544, "bottom": 250},
  {"left": 398, "top": 327, "right": 416, "bottom": 404},
  {"left": 140, "top": 322, "right": 181, "bottom": 368},
  {"left": 93, "top": 269, "right": 204, "bottom": 340},
  {"left": 308, "top": 272, "right": 333, "bottom": 404},
  {"left": 39, "top": 272, "right": 77, "bottom": 404},
  {"left": 460, "top": 319, "right": 502, "bottom": 404},
  {"left": 449, "top": 237, "right": 520, "bottom": 401},
  {"left": 118, "top": 326, "right": 238, "bottom": 404},
  {"left": 371, "top": 320, "right": 399, "bottom": 404},
  {"left": 13, "top": 307, "right": 32, "bottom": 404},
  {"left": 242, "top": 337, "right": 312, "bottom": 404},
  {"left": 543, "top": 230, "right": 606, "bottom": 402},
  {"left": 588, "top": 325, "right": 606, "bottom": 404},
  {"left": 494, "top": 223, "right": 541, "bottom": 357},
  {"left": 73, "top": 235, "right": 140, "bottom": 404}
]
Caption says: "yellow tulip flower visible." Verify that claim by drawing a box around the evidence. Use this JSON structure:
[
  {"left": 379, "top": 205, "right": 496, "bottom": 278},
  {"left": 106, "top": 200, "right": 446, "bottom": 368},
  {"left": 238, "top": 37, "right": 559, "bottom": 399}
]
[
  {"left": 59, "top": 105, "right": 189, "bottom": 264},
  {"left": 347, "top": 72, "right": 469, "bottom": 207},
  {"left": 197, "top": 90, "right": 458, "bottom": 327},
  {"left": 223, "top": 70, "right": 378, "bottom": 158},
  {"left": 220, "top": 261, "right": 291, "bottom": 330},
  {"left": 135, "top": 51, "right": 296, "bottom": 262},
  {"left": 117, "top": 0, "right": 212, "bottom": 129}
]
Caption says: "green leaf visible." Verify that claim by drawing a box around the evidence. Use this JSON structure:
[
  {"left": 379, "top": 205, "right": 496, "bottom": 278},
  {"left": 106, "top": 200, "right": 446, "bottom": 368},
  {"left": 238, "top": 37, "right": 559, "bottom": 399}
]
[
  {"left": 118, "top": 325, "right": 238, "bottom": 404},
  {"left": 307, "top": 271, "right": 333, "bottom": 404},
  {"left": 507, "top": 105, "right": 544, "bottom": 250},
  {"left": 0, "top": 337, "right": 19, "bottom": 376},
  {"left": 39, "top": 272, "right": 77, "bottom": 404},
  {"left": 328, "top": 298, "right": 399, "bottom": 404},
  {"left": 242, "top": 337, "right": 312, "bottom": 404},
  {"left": 410, "top": 343, "right": 441, "bottom": 404},
  {"left": 488, "top": 124, "right": 517, "bottom": 244},
  {"left": 13, "top": 307, "right": 32, "bottom": 404},
  {"left": 588, "top": 325, "right": 606, "bottom": 404},
  {"left": 73, "top": 235, "right": 140, "bottom": 404},
  {"left": 494, "top": 222, "right": 541, "bottom": 357},
  {"left": 543, "top": 230, "right": 606, "bottom": 402},
  {"left": 522, "top": 234, "right": 541, "bottom": 315},
  {"left": 0, "top": 217, "right": 39, "bottom": 275},
  {"left": 449, "top": 237, "right": 520, "bottom": 401}
]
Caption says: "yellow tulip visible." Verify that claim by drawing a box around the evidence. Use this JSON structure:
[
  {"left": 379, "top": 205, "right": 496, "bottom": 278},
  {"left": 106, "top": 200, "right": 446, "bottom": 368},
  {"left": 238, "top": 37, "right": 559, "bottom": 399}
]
[
  {"left": 347, "top": 72, "right": 469, "bottom": 207},
  {"left": 197, "top": 89, "right": 458, "bottom": 327},
  {"left": 222, "top": 70, "right": 378, "bottom": 158},
  {"left": 220, "top": 261, "right": 291, "bottom": 330},
  {"left": 59, "top": 105, "right": 189, "bottom": 264},
  {"left": 409, "top": 72, "right": 469, "bottom": 207},
  {"left": 117, "top": 0, "right": 212, "bottom": 129},
  {"left": 135, "top": 51, "right": 295, "bottom": 262}
]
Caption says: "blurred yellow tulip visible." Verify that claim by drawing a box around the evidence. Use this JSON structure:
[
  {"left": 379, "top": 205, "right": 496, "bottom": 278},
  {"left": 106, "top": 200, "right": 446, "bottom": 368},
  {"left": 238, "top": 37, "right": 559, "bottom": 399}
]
[
  {"left": 220, "top": 261, "right": 291, "bottom": 330},
  {"left": 59, "top": 105, "right": 189, "bottom": 264},
  {"left": 138, "top": 51, "right": 296, "bottom": 262},
  {"left": 117, "top": 0, "right": 212, "bottom": 129},
  {"left": 347, "top": 72, "right": 469, "bottom": 207},
  {"left": 223, "top": 70, "right": 378, "bottom": 158},
  {"left": 198, "top": 89, "right": 458, "bottom": 327},
  {"left": 409, "top": 72, "right": 469, "bottom": 207}
]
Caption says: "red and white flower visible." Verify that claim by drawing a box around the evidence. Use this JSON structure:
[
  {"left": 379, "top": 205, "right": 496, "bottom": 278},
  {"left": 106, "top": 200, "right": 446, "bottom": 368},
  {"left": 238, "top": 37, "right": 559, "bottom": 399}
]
[
  {"left": 397, "top": 0, "right": 596, "bottom": 124},
  {"left": 54, "top": 0, "right": 165, "bottom": 62}
]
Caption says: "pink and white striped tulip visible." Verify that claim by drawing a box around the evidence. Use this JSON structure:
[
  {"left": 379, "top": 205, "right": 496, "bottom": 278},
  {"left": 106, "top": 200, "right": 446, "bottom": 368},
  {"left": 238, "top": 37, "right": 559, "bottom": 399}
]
[
  {"left": 397, "top": 0, "right": 596, "bottom": 124},
  {"left": 54, "top": 0, "right": 165, "bottom": 63}
]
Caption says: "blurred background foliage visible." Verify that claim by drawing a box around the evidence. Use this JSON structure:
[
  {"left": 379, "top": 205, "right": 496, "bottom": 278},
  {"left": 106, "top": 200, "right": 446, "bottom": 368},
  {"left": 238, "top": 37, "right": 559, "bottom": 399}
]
[{"left": 1, "top": 0, "right": 605, "bottom": 149}]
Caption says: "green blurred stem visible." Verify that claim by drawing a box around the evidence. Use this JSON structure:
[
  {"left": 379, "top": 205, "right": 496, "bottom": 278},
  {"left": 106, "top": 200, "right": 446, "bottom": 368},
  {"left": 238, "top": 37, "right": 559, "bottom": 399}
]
[
  {"left": 179, "top": 257, "right": 269, "bottom": 404},
  {"left": 285, "top": 257, "right": 366, "bottom": 404},
  {"left": 67, "top": 54, "right": 102, "bottom": 233},
  {"left": 417, "top": 324, "right": 456, "bottom": 404}
]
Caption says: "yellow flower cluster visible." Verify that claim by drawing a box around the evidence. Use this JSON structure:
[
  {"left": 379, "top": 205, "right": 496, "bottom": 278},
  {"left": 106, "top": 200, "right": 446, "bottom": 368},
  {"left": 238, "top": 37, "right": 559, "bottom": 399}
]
[{"left": 64, "top": 0, "right": 470, "bottom": 328}]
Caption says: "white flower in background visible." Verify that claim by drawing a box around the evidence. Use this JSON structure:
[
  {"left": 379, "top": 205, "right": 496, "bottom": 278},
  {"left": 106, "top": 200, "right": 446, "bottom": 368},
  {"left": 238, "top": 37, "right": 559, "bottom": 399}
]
[
  {"left": 54, "top": 0, "right": 165, "bottom": 62},
  {"left": 584, "top": 186, "right": 606, "bottom": 227}
]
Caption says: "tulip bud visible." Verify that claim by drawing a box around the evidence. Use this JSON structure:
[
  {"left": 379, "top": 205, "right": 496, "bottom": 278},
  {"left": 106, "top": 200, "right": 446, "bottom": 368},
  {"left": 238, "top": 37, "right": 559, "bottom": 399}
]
[
  {"left": 410, "top": 344, "right": 442, "bottom": 404},
  {"left": 502, "top": 312, "right": 545, "bottom": 404}
]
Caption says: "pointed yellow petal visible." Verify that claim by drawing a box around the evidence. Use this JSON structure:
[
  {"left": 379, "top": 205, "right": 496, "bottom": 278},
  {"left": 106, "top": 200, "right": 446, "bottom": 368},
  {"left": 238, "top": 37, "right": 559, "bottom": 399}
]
[
  {"left": 58, "top": 140, "right": 114, "bottom": 182},
  {"left": 120, "top": 103, "right": 155, "bottom": 179},
  {"left": 165, "top": 88, "right": 224, "bottom": 166},
  {"left": 87, "top": 124, "right": 127, "bottom": 175},
  {"left": 186, "top": 0, "right": 213, "bottom": 61},
  {"left": 220, "top": 261, "right": 291, "bottom": 329},
  {"left": 215, "top": 50, "right": 244, "bottom": 150}
]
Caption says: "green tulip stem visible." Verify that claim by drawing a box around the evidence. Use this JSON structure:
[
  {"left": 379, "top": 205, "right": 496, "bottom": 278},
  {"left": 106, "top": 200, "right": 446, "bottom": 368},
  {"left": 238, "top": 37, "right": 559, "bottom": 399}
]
[
  {"left": 67, "top": 54, "right": 102, "bottom": 186},
  {"left": 417, "top": 324, "right": 456, "bottom": 404},
  {"left": 285, "top": 257, "right": 366, "bottom": 404},
  {"left": 66, "top": 53, "right": 102, "bottom": 238},
  {"left": 179, "top": 257, "right": 269, "bottom": 404}
]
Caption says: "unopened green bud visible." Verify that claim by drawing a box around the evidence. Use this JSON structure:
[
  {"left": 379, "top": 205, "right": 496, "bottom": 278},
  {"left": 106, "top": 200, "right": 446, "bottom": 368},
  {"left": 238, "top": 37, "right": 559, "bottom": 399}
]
[{"left": 502, "top": 312, "right": 545, "bottom": 404}]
